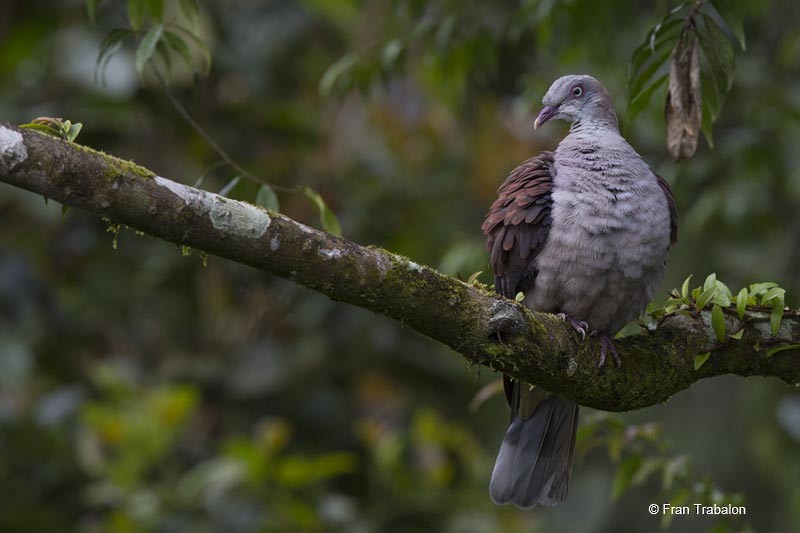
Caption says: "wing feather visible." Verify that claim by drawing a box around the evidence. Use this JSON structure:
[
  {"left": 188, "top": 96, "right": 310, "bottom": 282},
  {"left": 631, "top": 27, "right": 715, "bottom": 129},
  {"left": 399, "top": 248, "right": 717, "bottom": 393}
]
[
  {"left": 481, "top": 152, "right": 555, "bottom": 298},
  {"left": 656, "top": 174, "right": 678, "bottom": 245}
]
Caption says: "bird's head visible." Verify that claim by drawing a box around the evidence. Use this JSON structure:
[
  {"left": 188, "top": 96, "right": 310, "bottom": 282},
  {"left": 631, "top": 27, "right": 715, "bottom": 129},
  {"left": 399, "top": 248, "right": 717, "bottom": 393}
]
[{"left": 534, "top": 75, "right": 618, "bottom": 131}]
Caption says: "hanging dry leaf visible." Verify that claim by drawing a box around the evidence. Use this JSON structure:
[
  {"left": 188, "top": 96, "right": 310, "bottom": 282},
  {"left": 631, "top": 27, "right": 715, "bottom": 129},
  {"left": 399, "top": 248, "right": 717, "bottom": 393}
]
[{"left": 665, "top": 30, "right": 701, "bottom": 160}]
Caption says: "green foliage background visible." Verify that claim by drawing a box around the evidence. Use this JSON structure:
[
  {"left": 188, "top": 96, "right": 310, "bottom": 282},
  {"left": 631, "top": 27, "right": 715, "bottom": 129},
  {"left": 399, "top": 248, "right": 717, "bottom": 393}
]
[{"left": 1, "top": 0, "right": 799, "bottom": 531}]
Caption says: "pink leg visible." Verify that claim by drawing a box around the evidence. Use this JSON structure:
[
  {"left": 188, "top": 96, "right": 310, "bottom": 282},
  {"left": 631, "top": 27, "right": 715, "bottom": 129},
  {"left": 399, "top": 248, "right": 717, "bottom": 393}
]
[
  {"left": 556, "top": 312, "right": 589, "bottom": 339},
  {"left": 598, "top": 333, "right": 622, "bottom": 369}
]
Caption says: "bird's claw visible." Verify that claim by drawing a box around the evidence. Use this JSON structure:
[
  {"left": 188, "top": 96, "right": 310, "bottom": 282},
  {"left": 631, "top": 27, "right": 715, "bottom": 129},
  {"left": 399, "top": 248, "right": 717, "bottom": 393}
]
[
  {"left": 598, "top": 333, "right": 622, "bottom": 369},
  {"left": 556, "top": 313, "right": 589, "bottom": 339}
]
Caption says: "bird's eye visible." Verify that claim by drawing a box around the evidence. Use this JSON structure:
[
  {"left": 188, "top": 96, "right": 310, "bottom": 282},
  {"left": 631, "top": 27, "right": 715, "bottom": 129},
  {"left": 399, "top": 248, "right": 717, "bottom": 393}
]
[{"left": 572, "top": 86, "right": 583, "bottom": 97}]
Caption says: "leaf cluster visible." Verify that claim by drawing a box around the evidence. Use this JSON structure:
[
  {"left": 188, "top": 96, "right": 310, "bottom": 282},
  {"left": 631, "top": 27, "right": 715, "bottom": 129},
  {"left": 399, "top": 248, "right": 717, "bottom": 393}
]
[
  {"left": 578, "top": 412, "right": 748, "bottom": 531},
  {"left": 19, "top": 116, "right": 83, "bottom": 142},
  {"left": 649, "top": 274, "right": 792, "bottom": 369},
  {"left": 626, "top": 0, "right": 746, "bottom": 157},
  {"left": 89, "top": 0, "right": 210, "bottom": 83}
]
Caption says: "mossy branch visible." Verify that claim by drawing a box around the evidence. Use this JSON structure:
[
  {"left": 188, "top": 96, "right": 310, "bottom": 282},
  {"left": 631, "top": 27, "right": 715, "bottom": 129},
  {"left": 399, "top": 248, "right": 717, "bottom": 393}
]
[{"left": 1, "top": 122, "right": 799, "bottom": 411}]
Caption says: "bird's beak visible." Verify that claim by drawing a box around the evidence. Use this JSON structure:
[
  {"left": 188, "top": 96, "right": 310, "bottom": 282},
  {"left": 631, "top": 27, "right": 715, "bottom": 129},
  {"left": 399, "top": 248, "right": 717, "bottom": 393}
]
[{"left": 534, "top": 105, "right": 559, "bottom": 130}]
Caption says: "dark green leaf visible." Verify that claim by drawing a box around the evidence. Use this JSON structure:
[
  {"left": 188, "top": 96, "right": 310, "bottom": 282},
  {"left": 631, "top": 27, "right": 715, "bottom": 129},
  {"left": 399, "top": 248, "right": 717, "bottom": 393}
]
[
  {"left": 61, "top": 204, "right": 71, "bottom": 217},
  {"left": 770, "top": 302, "right": 784, "bottom": 336},
  {"left": 180, "top": 0, "right": 200, "bottom": 21},
  {"left": 219, "top": 175, "right": 241, "bottom": 197},
  {"left": 700, "top": 72, "right": 719, "bottom": 147},
  {"left": 736, "top": 288, "right": 747, "bottom": 319},
  {"left": 710, "top": 0, "right": 746, "bottom": 50},
  {"left": 19, "top": 123, "right": 62, "bottom": 138},
  {"left": 164, "top": 30, "right": 195, "bottom": 70},
  {"left": 575, "top": 420, "right": 600, "bottom": 444},
  {"left": 255, "top": 185, "right": 280, "bottom": 212},
  {"left": 626, "top": 73, "right": 668, "bottom": 125},
  {"left": 135, "top": 24, "right": 164, "bottom": 76},
  {"left": 709, "top": 521, "right": 733, "bottom": 533},
  {"left": 611, "top": 454, "right": 642, "bottom": 500},
  {"left": 302, "top": 187, "right": 342, "bottom": 237},
  {"left": 649, "top": 15, "right": 685, "bottom": 52},
  {"left": 86, "top": 0, "right": 101, "bottom": 25},
  {"left": 172, "top": 25, "right": 212, "bottom": 74},
  {"left": 664, "top": 297, "right": 688, "bottom": 308},
  {"left": 694, "top": 352, "right": 710, "bottom": 370},
  {"left": 127, "top": 0, "right": 146, "bottom": 30},
  {"left": 766, "top": 344, "right": 800, "bottom": 358},
  {"left": 96, "top": 28, "right": 132, "bottom": 84},
  {"left": 155, "top": 40, "right": 172, "bottom": 80},
  {"left": 628, "top": 48, "right": 672, "bottom": 105},
  {"left": 628, "top": 17, "right": 682, "bottom": 85},
  {"left": 711, "top": 304, "right": 726, "bottom": 341},
  {"left": 146, "top": 0, "right": 164, "bottom": 21},
  {"left": 701, "top": 14, "right": 736, "bottom": 91}
]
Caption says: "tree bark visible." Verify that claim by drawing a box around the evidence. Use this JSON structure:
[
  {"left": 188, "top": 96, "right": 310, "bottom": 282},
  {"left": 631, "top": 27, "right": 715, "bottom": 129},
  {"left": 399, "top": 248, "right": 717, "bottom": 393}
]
[{"left": 2, "top": 122, "right": 799, "bottom": 411}]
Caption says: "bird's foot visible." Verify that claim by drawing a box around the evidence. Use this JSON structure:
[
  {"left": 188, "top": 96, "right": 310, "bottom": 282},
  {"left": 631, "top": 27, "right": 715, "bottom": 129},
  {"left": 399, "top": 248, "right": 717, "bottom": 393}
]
[
  {"left": 594, "top": 332, "right": 622, "bottom": 369},
  {"left": 556, "top": 312, "right": 589, "bottom": 339}
]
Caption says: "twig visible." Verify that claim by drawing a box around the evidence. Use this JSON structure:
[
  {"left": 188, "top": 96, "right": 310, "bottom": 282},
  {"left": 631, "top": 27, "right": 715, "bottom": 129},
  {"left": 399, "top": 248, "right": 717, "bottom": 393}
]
[{"left": 150, "top": 66, "right": 295, "bottom": 193}]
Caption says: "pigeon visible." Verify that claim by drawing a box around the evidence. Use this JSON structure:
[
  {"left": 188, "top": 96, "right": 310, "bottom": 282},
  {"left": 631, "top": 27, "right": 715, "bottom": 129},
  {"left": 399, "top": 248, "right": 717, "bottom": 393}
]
[{"left": 481, "top": 74, "right": 677, "bottom": 509}]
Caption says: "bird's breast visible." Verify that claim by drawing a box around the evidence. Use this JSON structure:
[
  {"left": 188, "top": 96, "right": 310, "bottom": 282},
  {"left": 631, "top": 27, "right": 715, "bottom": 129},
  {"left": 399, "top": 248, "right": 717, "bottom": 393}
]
[{"left": 526, "top": 158, "right": 671, "bottom": 333}]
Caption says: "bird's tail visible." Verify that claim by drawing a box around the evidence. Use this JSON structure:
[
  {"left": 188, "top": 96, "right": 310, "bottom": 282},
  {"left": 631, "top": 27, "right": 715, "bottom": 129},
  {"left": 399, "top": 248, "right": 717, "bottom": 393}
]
[{"left": 489, "top": 381, "right": 579, "bottom": 509}]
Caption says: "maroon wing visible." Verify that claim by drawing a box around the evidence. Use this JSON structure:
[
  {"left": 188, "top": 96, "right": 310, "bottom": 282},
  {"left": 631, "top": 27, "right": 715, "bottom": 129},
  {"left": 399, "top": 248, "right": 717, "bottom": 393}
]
[
  {"left": 481, "top": 152, "right": 555, "bottom": 299},
  {"left": 656, "top": 174, "right": 678, "bottom": 245}
]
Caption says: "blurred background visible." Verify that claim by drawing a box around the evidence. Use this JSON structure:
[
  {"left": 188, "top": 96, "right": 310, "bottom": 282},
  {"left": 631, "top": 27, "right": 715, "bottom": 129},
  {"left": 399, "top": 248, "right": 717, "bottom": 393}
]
[{"left": 1, "top": 0, "right": 799, "bottom": 531}]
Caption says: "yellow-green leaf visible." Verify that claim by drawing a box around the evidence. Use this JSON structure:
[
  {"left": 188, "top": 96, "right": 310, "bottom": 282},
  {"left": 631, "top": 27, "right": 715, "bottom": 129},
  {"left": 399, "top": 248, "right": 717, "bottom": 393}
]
[
  {"left": 770, "top": 304, "right": 784, "bottom": 336},
  {"left": 127, "top": 0, "right": 146, "bottom": 30},
  {"left": 728, "top": 329, "right": 744, "bottom": 340},
  {"left": 736, "top": 287, "right": 747, "bottom": 319},
  {"left": 255, "top": 185, "right": 280, "bottom": 212},
  {"left": 467, "top": 271, "right": 483, "bottom": 284},
  {"left": 766, "top": 344, "right": 800, "bottom": 358},
  {"left": 696, "top": 286, "right": 717, "bottom": 310},
  {"left": 66, "top": 122, "right": 83, "bottom": 142},
  {"left": 711, "top": 304, "right": 726, "bottom": 341},
  {"left": 681, "top": 274, "right": 693, "bottom": 298},
  {"left": 694, "top": 352, "right": 710, "bottom": 370},
  {"left": 302, "top": 187, "right": 342, "bottom": 237},
  {"left": 611, "top": 454, "right": 642, "bottom": 500}
]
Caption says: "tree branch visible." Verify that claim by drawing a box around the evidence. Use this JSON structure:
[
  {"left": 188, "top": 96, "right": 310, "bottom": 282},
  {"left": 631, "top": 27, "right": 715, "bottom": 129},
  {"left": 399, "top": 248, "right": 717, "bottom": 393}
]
[{"left": 2, "top": 122, "right": 799, "bottom": 411}]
